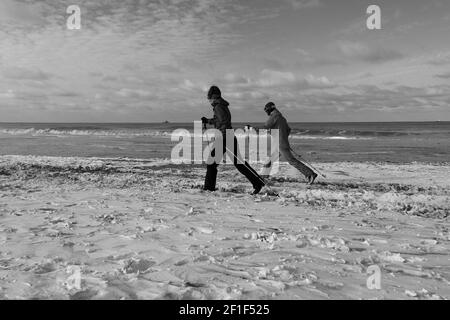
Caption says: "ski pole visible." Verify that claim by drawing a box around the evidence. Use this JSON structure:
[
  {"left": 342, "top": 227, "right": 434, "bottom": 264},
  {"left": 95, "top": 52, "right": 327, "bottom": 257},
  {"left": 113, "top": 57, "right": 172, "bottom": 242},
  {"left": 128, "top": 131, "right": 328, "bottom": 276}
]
[
  {"left": 290, "top": 147, "right": 327, "bottom": 179},
  {"left": 203, "top": 122, "right": 279, "bottom": 197},
  {"left": 223, "top": 145, "right": 280, "bottom": 197}
]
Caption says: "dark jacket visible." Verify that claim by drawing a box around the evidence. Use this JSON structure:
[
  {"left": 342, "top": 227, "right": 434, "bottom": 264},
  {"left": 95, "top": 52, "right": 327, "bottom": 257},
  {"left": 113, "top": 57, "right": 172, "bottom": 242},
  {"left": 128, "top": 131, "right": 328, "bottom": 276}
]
[
  {"left": 265, "top": 108, "right": 291, "bottom": 148},
  {"left": 207, "top": 97, "right": 232, "bottom": 133}
]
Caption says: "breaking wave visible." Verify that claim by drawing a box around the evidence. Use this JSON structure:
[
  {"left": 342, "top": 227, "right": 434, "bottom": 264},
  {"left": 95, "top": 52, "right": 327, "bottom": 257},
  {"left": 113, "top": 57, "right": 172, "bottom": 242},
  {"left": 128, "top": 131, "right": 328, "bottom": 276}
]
[
  {"left": 0, "top": 128, "right": 172, "bottom": 138},
  {"left": 1, "top": 124, "right": 448, "bottom": 140}
]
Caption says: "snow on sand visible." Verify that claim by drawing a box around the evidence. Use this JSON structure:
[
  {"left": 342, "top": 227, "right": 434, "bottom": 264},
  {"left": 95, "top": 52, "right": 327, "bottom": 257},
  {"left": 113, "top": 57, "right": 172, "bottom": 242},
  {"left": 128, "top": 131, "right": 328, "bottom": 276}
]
[{"left": 0, "top": 155, "right": 449, "bottom": 300}]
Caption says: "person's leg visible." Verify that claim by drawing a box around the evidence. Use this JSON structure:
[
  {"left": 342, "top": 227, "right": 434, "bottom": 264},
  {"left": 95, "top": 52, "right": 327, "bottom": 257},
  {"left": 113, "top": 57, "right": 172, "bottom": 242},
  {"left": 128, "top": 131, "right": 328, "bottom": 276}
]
[
  {"left": 280, "top": 147, "right": 316, "bottom": 180},
  {"left": 229, "top": 137, "right": 265, "bottom": 189},
  {"left": 235, "top": 160, "right": 264, "bottom": 187},
  {"left": 204, "top": 163, "right": 218, "bottom": 191},
  {"left": 203, "top": 144, "right": 220, "bottom": 191}
]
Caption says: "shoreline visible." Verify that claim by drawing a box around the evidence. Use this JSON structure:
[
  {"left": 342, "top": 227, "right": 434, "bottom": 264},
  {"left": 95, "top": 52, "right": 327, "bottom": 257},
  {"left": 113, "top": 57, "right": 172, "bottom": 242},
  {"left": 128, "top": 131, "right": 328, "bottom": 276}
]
[{"left": 1, "top": 154, "right": 450, "bottom": 166}]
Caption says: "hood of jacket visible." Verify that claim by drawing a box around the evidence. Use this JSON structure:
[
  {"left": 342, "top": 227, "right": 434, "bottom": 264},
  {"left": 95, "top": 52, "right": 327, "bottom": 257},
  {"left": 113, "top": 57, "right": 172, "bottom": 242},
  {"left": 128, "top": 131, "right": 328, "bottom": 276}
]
[
  {"left": 211, "top": 97, "right": 229, "bottom": 108},
  {"left": 270, "top": 108, "right": 281, "bottom": 117}
]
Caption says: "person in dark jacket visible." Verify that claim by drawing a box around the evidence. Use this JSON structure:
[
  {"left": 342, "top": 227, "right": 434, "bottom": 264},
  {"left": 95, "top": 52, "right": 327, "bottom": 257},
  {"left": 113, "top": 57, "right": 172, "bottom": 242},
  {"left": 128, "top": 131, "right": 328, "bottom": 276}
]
[
  {"left": 261, "top": 102, "right": 317, "bottom": 185},
  {"left": 201, "top": 86, "right": 265, "bottom": 195}
]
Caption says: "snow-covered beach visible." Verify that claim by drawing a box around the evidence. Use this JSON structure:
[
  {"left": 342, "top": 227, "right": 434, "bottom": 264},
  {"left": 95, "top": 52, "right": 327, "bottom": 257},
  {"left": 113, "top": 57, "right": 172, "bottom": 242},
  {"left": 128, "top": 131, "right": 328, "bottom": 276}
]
[{"left": 0, "top": 156, "right": 448, "bottom": 299}]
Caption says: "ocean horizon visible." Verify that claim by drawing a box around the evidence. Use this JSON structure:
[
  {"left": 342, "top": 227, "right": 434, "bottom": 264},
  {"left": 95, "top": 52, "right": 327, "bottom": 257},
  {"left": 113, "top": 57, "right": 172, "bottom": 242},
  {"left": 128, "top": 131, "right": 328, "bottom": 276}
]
[{"left": 1, "top": 121, "right": 449, "bottom": 163}]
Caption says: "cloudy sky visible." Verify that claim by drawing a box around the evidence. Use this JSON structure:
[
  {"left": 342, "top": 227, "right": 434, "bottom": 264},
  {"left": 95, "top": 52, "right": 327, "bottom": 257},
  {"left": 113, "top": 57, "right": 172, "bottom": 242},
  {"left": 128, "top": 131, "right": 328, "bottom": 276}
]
[{"left": 0, "top": 0, "right": 449, "bottom": 122}]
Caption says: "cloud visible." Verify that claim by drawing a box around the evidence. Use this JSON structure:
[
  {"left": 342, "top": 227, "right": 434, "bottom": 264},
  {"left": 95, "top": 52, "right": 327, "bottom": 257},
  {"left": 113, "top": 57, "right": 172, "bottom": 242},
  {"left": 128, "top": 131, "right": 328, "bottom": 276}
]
[
  {"left": 193, "top": 81, "right": 450, "bottom": 121},
  {"left": 0, "top": 0, "right": 46, "bottom": 27},
  {"left": 298, "top": 84, "right": 450, "bottom": 114},
  {"left": 359, "top": 72, "right": 375, "bottom": 79},
  {"left": 2, "top": 67, "right": 53, "bottom": 80},
  {"left": 285, "top": 0, "right": 322, "bottom": 10},
  {"left": 0, "top": 89, "right": 15, "bottom": 99},
  {"left": 200, "top": 70, "right": 336, "bottom": 114},
  {"left": 211, "top": 80, "right": 450, "bottom": 120},
  {"left": 257, "top": 70, "right": 297, "bottom": 87},
  {"left": 213, "top": 70, "right": 336, "bottom": 92},
  {"left": 0, "top": 0, "right": 448, "bottom": 122},
  {"left": 223, "top": 73, "right": 250, "bottom": 85},
  {"left": 256, "top": 70, "right": 335, "bottom": 89},
  {"left": 116, "top": 88, "right": 155, "bottom": 99},
  {"left": 435, "top": 72, "right": 450, "bottom": 79},
  {"left": 428, "top": 52, "right": 450, "bottom": 65},
  {"left": 154, "top": 64, "right": 182, "bottom": 73},
  {"left": 295, "top": 48, "right": 344, "bottom": 67},
  {"left": 56, "top": 91, "right": 81, "bottom": 98},
  {"left": 337, "top": 41, "right": 404, "bottom": 63},
  {"left": 262, "top": 58, "right": 285, "bottom": 70},
  {"left": 0, "top": 0, "right": 254, "bottom": 120}
]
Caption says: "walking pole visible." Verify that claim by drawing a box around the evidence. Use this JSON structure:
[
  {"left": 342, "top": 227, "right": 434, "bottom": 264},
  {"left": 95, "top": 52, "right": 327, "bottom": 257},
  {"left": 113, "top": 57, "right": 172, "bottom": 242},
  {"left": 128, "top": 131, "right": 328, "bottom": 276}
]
[
  {"left": 290, "top": 147, "right": 327, "bottom": 179},
  {"left": 223, "top": 144, "right": 280, "bottom": 197},
  {"left": 203, "top": 121, "right": 279, "bottom": 197}
]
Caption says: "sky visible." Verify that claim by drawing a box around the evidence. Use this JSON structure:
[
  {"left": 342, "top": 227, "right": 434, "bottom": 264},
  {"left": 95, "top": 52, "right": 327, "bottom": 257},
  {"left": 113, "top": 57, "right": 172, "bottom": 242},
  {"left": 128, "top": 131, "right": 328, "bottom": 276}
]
[{"left": 0, "top": 0, "right": 449, "bottom": 122}]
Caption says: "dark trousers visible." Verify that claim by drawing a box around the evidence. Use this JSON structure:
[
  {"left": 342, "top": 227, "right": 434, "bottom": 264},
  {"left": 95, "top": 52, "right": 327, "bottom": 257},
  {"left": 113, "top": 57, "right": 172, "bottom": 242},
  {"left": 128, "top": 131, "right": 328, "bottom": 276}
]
[{"left": 204, "top": 136, "right": 264, "bottom": 191}]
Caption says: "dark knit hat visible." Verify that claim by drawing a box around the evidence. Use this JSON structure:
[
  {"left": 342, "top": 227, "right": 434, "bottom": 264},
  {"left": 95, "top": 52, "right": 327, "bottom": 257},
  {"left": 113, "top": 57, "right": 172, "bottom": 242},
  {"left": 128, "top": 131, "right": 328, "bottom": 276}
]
[
  {"left": 264, "top": 102, "right": 275, "bottom": 112},
  {"left": 207, "top": 86, "right": 221, "bottom": 99}
]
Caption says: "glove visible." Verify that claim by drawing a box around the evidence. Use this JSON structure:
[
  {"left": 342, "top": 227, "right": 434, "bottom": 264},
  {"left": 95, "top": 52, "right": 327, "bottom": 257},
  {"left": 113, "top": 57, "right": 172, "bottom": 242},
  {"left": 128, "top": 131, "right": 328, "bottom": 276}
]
[{"left": 201, "top": 117, "right": 208, "bottom": 124}]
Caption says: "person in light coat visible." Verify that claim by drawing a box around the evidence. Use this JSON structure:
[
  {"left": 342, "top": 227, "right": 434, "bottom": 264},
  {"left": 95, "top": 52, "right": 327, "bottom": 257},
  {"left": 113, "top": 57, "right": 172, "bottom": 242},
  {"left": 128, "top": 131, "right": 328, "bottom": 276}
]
[{"left": 261, "top": 102, "right": 317, "bottom": 184}]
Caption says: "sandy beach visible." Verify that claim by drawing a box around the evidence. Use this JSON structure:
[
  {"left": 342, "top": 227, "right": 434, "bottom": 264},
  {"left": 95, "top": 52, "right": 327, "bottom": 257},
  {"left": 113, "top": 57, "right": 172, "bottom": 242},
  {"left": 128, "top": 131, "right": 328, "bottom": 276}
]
[{"left": 0, "top": 155, "right": 448, "bottom": 300}]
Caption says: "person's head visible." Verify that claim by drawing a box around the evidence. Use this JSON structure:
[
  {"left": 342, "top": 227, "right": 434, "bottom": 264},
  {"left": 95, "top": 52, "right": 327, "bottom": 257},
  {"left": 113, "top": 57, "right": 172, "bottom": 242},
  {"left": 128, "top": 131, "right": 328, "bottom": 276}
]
[
  {"left": 264, "top": 102, "right": 276, "bottom": 115},
  {"left": 207, "top": 85, "right": 221, "bottom": 103}
]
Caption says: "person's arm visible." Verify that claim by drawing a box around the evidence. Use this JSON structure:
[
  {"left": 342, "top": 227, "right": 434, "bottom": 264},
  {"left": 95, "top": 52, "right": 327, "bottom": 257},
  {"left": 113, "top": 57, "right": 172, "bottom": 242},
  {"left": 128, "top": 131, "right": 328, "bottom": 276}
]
[
  {"left": 244, "top": 113, "right": 277, "bottom": 132},
  {"left": 210, "top": 105, "right": 228, "bottom": 129},
  {"left": 201, "top": 116, "right": 212, "bottom": 125},
  {"left": 202, "top": 111, "right": 221, "bottom": 126},
  {"left": 206, "top": 115, "right": 216, "bottom": 125},
  {"left": 264, "top": 113, "right": 277, "bottom": 129}
]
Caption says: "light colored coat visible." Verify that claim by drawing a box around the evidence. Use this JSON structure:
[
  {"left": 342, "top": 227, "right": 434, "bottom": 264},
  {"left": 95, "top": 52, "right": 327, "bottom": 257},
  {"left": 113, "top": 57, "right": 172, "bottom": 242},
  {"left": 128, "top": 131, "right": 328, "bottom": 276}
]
[{"left": 265, "top": 108, "right": 291, "bottom": 148}]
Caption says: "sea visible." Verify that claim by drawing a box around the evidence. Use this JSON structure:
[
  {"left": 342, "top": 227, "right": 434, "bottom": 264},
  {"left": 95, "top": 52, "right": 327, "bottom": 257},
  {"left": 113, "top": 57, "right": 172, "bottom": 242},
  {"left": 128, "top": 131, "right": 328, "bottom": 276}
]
[{"left": 0, "top": 122, "right": 449, "bottom": 163}]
